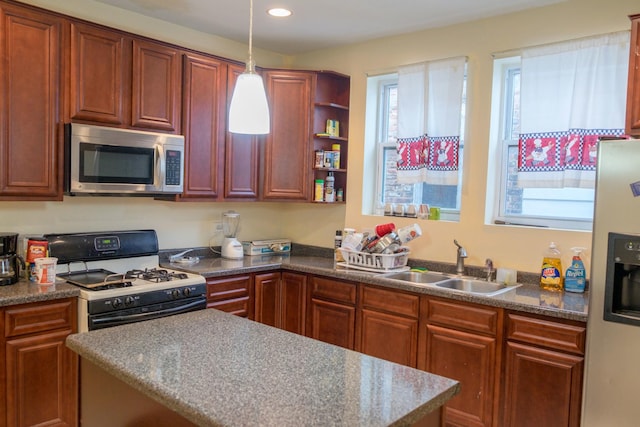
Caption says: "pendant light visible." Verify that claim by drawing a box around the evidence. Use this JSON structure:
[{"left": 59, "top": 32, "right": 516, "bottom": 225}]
[{"left": 228, "top": 0, "right": 270, "bottom": 134}]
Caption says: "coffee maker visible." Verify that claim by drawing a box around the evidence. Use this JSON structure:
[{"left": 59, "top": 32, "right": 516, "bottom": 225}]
[{"left": 0, "top": 233, "right": 25, "bottom": 285}]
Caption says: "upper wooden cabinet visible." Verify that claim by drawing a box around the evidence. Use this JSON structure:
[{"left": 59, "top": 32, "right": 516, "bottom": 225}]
[
  {"left": 262, "top": 70, "right": 314, "bottom": 201},
  {"left": 224, "top": 64, "right": 261, "bottom": 200},
  {"left": 180, "top": 52, "right": 228, "bottom": 199},
  {"left": 626, "top": 14, "right": 640, "bottom": 136},
  {"left": 0, "top": 2, "right": 63, "bottom": 200},
  {"left": 68, "top": 20, "right": 182, "bottom": 133}
]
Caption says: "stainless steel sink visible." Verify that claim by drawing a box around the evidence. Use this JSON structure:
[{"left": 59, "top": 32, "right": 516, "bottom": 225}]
[
  {"left": 435, "top": 278, "right": 520, "bottom": 296},
  {"left": 380, "top": 271, "right": 452, "bottom": 284},
  {"left": 379, "top": 270, "right": 520, "bottom": 296}
]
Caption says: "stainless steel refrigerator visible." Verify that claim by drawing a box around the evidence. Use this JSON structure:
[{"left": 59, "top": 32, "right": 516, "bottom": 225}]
[{"left": 583, "top": 138, "right": 640, "bottom": 426}]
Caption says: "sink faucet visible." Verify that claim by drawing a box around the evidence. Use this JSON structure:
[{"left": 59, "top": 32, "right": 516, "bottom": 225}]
[
  {"left": 454, "top": 240, "right": 467, "bottom": 275},
  {"left": 485, "top": 258, "right": 494, "bottom": 282}
]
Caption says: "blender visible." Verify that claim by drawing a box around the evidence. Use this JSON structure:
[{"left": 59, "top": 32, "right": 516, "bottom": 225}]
[{"left": 221, "top": 211, "right": 243, "bottom": 259}]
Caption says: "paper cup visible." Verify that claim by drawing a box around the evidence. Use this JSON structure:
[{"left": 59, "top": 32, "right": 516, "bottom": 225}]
[{"left": 34, "top": 257, "right": 57, "bottom": 285}]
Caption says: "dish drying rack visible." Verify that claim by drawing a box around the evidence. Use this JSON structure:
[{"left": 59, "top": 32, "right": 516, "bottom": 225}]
[{"left": 337, "top": 248, "right": 410, "bottom": 272}]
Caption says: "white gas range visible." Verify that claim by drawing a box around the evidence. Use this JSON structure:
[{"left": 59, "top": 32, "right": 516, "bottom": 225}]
[{"left": 46, "top": 230, "right": 206, "bottom": 332}]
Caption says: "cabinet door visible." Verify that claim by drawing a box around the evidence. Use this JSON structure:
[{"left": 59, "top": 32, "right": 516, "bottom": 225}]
[
  {"left": 626, "top": 15, "right": 640, "bottom": 136},
  {"left": 308, "top": 298, "right": 355, "bottom": 349},
  {"left": 0, "top": 4, "right": 62, "bottom": 199},
  {"left": 262, "top": 71, "right": 313, "bottom": 200},
  {"left": 359, "top": 309, "right": 418, "bottom": 367},
  {"left": 131, "top": 39, "right": 181, "bottom": 132},
  {"left": 254, "top": 272, "right": 280, "bottom": 327},
  {"left": 69, "top": 21, "right": 128, "bottom": 125},
  {"left": 502, "top": 342, "right": 584, "bottom": 427},
  {"left": 206, "top": 275, "right": 254, "bottom": 319},
  {"left": 281, "top": 272, "right": 306, "bottom": 335},
  {"left": 425, "top": 325, "right": 497, "bottom": 427},
  {"left": 5, "top": 329, "right": 77, "bottom": 427},
  {"left": 224, "top": 64, "right": 260, "bottom": 199},
  {"left": 181, "top": 52, "right": 227, "bottom": 199}
]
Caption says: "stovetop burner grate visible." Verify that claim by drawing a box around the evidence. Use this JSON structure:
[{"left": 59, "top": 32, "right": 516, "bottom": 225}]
[{"left": 125, "top": 268, "right": 189, "bottom": 283}]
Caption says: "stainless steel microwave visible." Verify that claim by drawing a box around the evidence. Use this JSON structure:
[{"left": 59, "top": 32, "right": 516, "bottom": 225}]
[{"left": 64, "top": 123, "right": 184, "bottom": 196}]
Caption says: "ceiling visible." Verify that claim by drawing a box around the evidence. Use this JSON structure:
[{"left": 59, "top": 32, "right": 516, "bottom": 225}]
[{"left": 93, "top": 0, "right": 563, "bottom": 55}]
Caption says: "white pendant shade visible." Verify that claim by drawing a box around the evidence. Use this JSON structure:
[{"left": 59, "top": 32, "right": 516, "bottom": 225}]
[{"left": 229, "top": 72, "right": 270, "bottom": 134}]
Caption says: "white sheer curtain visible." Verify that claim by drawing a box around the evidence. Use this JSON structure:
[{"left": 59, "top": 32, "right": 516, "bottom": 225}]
[
  {"left": 396, "top": 56, "right": 465, "bottom": 185},
  {"left": 517, "top": 31, "right": 629, "bottom": 188}
]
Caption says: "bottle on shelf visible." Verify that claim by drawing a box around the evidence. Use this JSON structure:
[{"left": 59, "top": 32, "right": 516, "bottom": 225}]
[
  {"left": 324, "top": 172, "right": 335, "bottom": 202},
  {"left": 540, "top": 242, "right": 563, "bottom": 292}
]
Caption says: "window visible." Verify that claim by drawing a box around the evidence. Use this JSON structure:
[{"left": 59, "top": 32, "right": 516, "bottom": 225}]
[
  {"left": 491, "top": 58, "right": 595, "bottom": 230},
  {"left": 488, "top": 33, "right": 628, "bottom": 230},
  {"left": 367, "top": 73, "right": 465, "bottom": 220}
]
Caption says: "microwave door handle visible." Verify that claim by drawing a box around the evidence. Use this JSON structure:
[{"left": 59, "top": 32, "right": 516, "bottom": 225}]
[{"left": 156, "top": 144, "right": 165, "bottom": 189}]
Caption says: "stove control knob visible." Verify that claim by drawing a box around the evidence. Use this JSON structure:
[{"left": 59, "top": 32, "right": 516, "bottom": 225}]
[
  {"left": 112, "top": 298, "right": 122, "bottom": 308},
  {"left": 183, "top": 287, "right": 191, "bottom": 297},
  {"left": 125, "top": 296, "right": 135, "bottom": 306},
  {"left": 172, "top": 289, "right": 181, "bottom": 299}
]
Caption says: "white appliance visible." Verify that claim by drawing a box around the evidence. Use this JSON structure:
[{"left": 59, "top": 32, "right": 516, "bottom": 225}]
[
  {"left": 46, "top": 230, "right": 206, "bottom": 332},
  {"left": 221, "top": 211, "right": 243, "bottom": 259},
  {"left": 582, "top": 138, "right": 640, "bottom": 426}
]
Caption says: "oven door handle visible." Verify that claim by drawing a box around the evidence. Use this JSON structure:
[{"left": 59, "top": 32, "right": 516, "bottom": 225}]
[{"left": 91, "top": 298, "right": 206, "bottom": 328}]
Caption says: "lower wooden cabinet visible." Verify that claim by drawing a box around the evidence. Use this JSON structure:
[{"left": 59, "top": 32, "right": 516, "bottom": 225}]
[
  {"left": 306, "top": 276, "right": 356, "bottom": 349},
  {"left": 356, "top": 285, "right": 419, "bottom": 367},
  {"left": 255, "top": 272, "right": 306, "bottom": 334},
  {"left": 501, "top": 312, "right": 586, "bottom": 427},
  {"left": 206, "top": 274, "right": 254, "bottom": 319},
  {"left": 420, "top": 297, "right": 502, "bottom": 427},
  {"left": 1, "top": 298, "right": 78, "bottom": 427}
]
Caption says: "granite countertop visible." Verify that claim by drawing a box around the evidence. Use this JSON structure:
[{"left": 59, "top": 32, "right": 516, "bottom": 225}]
[
  {"left": 163, "top": 253, "right": 589, "bottom": 322},
  {"left": 0, "top": 278, "right": 80, "bottom": 307},
  {"left": 66, "top": 308, "right": 460, "bottom": 427}
]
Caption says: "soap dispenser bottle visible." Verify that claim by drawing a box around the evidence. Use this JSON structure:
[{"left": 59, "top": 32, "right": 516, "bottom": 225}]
[
  {"left": 564, "top": 247, "right": 586, "bottom": 293},
  {"left": 540, "top": 242, "right": 563, "bottom": 292}
]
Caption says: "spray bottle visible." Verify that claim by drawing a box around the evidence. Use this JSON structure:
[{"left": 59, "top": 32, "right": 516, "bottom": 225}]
[{"left": 564, "top": 247, "right": 586, "bottom": 293}]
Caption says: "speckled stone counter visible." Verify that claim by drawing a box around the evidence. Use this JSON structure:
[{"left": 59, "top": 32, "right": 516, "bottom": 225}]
[
  {"left": 163, "top": 254, "right": 588, "bottom": 322},
  {"left": 0, "top": 278, "right": 80, "bottom": 307},
  {"left": 66, "top": 308, "right": 460, "bottom": 427}
]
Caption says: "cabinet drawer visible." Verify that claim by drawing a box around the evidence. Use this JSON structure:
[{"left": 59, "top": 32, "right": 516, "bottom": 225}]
[
  {"left": 310, "top": 276, "right": 356, "bottom": 305},
  {"left": 425, "top": 297, "right": 500, "bottom": 336},
  {"left": 206, "top": 275, "right": 252, "bottom": 302},
  {"left": 506, "top": 312, "right": 586, "bottom": 355},
  {"left": 361, "top": 285, "right": 419, "bottom": 318},
  {"left": 207, "top": 297, "right": 252, "bottom": 318},
  {"left": 5, "top": 299, "right": 76, "bottom": 338}
]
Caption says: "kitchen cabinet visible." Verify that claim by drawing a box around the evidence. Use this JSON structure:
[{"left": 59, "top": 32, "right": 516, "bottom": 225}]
[
  {"left": 419, "top": 297, "right": 502, "bottom": 427},
  {"left": 68, "top": 19, "right": 182, "bottom": 132},
  {"left": 1, "top": 298, "right": 78, "bottom": 427},
  {"left": 262, "top": 70, "right": 313, "bottom": 201},
  {"left": 224, "top": 63, "right": 261, "bottom": 200},
  {"left": 356, "top": 284, "right": 419, "bottom": 367},
  {"left": 0, "top": 1, "right": 63, "bottom": 200},
  {"left": 254, "top": 271, "right": 306, "bottom": 334},
  {"left": 312, "top": 71, "right": 350, "bottom": 203},
  {"left": 626, "top": 14, "right": 640, "bottom": 136},
  {"left": 501, "top": 312, "right": 585, "bottom": 427},
  {"left": 179, "top": 52, "right": 228, "bottom": 199},
  {"left": 306, "top": 275, "right": 357, "bottom": 349},
  {"left": 206, "top": 274, "right": 254, "bottom": 319}
]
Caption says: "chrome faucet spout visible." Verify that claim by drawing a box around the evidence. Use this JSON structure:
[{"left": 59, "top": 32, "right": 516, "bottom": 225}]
[
  {"left": 454, "top": 240, "right": 467, "bottom": 275},
  {"left": 485, "top": 258, "right": 494, "bottom": 282}
]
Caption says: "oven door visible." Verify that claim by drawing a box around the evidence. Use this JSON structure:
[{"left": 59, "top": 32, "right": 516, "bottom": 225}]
[{"left": 87, "top": 296, "right": 206, "bottom": 331}]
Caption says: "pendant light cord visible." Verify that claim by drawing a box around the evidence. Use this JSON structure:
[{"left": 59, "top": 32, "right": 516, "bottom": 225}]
[{"left": 247, "top": 0, "right": 255, "bottom": 73}]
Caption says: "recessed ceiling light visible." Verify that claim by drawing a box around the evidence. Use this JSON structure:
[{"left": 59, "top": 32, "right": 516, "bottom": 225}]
[{"left": 267, "top": 8, "right": 292, "bottom": 18}]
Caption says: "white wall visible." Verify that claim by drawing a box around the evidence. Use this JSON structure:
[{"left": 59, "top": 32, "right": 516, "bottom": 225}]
[
  {"left": 291, "top": 0, "right": 639, "bottom": 274},
  {"left": 5, "top": 0, "right": 639, "bottom": 273}
]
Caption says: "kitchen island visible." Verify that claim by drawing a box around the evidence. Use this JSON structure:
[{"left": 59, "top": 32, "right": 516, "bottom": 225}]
[{"left": 66, "top": 308, "right": 460, "bottom": 427}]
